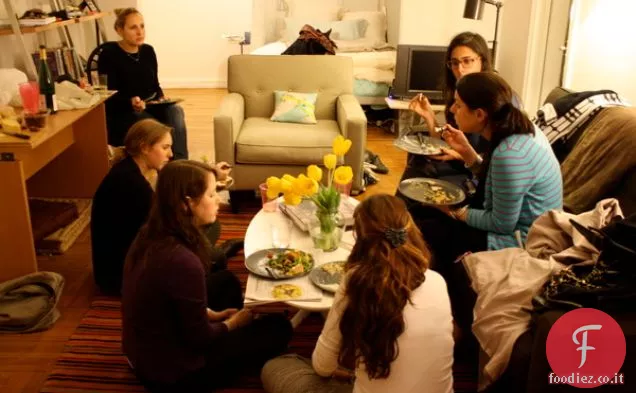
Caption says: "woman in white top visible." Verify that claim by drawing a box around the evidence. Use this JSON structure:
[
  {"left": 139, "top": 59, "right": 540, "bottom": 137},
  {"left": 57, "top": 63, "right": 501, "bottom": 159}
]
[{"left": 261, "top": 194, "right": 454, "bottom": 393}]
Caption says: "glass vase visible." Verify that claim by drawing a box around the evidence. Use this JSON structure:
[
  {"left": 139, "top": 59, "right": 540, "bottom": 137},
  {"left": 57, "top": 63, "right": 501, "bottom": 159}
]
[{"left": 309, "top": 210, "right": 345, "bottom": 252}]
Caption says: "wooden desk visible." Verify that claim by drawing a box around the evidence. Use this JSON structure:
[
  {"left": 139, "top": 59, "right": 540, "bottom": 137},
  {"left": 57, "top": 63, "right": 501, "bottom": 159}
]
[{"left": 0, "top": 98, "right": 109, "bottom": 282}]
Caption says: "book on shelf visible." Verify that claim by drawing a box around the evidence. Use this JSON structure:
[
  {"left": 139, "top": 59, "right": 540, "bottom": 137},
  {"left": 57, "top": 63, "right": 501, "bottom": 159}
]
[
  {"left": 279, "top": 196, "right": 356, "bottom": 232},
  {"left": 32, "top": 47, "right": 83, "bottom": 80},
  {"left": 19, "top": 17, "right": 57, "bottom": 26}
]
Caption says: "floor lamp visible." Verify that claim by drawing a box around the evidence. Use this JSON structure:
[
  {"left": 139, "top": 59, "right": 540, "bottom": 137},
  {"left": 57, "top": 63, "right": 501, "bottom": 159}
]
[{"left": 463, "top": 0, "right": 504, "bottom": 64}]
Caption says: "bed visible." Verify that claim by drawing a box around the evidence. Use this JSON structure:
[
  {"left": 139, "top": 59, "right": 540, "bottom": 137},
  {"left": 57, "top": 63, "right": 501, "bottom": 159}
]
[{"left": 250, "top": 0, "right": 399, "bottom": 106}]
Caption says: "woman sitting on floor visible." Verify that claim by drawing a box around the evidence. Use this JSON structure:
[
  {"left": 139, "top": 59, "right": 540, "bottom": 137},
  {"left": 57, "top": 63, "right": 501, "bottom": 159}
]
[
  {"left": 98, "top": 7, "right": 188, "bottom": 159},
  {"left": 91, "top": 119, "right": 238, "bottom": 295},
  {"left": 122, "top": 160, "right": 292, "bottom": 393},
  {"left": 417, "top": 72, "right": 562, "bottom": 332},
  {"left": 418, "top": 72, "right": 562, "bottom": 267},
  {"left": 261, "top": 194, "right": 454, "bottom": 393}
]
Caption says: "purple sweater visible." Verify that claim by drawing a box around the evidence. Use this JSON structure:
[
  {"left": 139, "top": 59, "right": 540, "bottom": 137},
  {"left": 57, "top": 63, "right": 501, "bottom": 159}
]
[{"left": 122, "top": 244, "right": 227, "bottom": 384}]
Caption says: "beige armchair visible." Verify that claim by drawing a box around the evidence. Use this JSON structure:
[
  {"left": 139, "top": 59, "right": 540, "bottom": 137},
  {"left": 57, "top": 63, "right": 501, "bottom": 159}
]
[{"left": 214, "top": 55, "right": 367, "bottom": 208}]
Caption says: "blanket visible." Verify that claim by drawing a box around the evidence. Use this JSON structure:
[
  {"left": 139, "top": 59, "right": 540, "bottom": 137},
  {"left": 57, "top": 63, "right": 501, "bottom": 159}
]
[
  {"left": 0, "top": 271, "right": 65, "bottom": 333},
  {"left": 561, "top": 107, "right": 636, "bottom": 215},
  {"left": 463, "top": 199, "right": 623, "bottom": 390}
]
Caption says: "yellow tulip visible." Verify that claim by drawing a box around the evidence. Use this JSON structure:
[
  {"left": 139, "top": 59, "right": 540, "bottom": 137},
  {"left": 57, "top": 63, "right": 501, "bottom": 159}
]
[
  {"left": 280, "top": 178, "right": 293, "bottom": 193},
  {"left": 324, "top": 154, "right": 337, "bottom": 170},
  {"left": 307, "top": 165, "right": 323, "bottom": 182},
  {"left": 332, "top": 135, "right": 352, "bottom": 156},
  {"left": 283, "top": 192, "right": 302, "bottom": 206},
  {"left": 295, "top": 175, "right": 319, "bottom": 196},
  {"left": 266, "top": 176, "right": 282, "bottom": 199},
  {"left": 333, "top": 165, "right": 353, "bottom": 185}
]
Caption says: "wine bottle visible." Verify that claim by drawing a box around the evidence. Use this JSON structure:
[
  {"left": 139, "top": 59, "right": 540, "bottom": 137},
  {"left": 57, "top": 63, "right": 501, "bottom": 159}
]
[{"left": 38, "top": 45, "right": 58, "bottom": 114}]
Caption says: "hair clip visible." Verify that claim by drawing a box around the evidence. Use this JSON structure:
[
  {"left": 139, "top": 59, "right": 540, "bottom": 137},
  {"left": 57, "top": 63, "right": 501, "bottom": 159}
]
[{"left": 384, "top": 227, "right": 407, "bottom": 248}]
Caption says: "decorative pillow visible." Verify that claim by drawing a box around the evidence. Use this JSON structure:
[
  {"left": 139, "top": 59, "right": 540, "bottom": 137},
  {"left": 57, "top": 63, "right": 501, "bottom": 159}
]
[
  {"left": 329, "top": 19, "right": 368, "bottom": 41},
  {"left": 270, "top": 91, "right": 318, "bottom": 124},
  {"left": 341, "top": 11, "right": 387, "bottom": 47}
]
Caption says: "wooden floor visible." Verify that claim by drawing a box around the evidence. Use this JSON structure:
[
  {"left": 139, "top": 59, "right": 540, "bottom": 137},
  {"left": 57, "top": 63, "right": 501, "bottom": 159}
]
[{"left": 0, "top": 89, "right": 407, "bottom": 393}]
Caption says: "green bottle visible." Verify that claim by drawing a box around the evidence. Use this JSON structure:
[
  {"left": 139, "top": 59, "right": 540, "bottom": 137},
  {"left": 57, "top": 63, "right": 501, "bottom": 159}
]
[{"left": 38, "top": 45, "right": 57, "bottom": 113}]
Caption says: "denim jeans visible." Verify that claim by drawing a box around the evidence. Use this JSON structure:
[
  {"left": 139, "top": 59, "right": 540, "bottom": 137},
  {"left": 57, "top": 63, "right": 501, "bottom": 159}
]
[{"left": 106, "top": 104, "right": 189, "bottom": 160}]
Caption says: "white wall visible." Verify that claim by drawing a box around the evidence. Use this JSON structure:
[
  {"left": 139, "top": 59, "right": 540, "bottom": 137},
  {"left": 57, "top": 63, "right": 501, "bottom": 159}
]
[
  {"left": 398, "top": 0, "right": 497, "bottom": 47},
  {"left": 139, "top": 0, "right": 252, "bottom": 88},
  {"left": 564, "top": 0, "right": 636, "bottom": 104}
]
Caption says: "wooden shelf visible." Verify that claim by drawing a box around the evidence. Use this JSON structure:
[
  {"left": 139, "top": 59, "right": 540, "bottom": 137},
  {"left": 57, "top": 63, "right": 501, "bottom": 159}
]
[{"left": 0, "top": 12, "right": 108, "bottom": 37}]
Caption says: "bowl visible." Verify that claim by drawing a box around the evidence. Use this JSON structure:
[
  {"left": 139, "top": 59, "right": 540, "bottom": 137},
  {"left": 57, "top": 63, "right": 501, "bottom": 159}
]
[{"left": 24, "top": 110, "right": 50, "bottom": 131}]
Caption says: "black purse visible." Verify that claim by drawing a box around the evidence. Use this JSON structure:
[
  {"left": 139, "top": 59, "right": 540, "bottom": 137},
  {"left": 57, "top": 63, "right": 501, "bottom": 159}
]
[{"left": 533, "top": 214, "right": 636, "bottom": 312}]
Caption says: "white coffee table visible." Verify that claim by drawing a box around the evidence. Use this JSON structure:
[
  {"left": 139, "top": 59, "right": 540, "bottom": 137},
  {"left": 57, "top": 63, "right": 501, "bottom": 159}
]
[{"left": 244, "top": 201, "right": 357, "bottom": 326}]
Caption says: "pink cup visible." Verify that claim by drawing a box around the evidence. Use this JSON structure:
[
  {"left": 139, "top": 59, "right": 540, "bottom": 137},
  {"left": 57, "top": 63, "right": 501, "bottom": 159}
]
[
  {"left": 259, "top": 183, "right": 278, "bottom": 212},
  {"left": 19, "top": 82, "right": 40, "bottom": 115},
  {"left": 334, "top": 181, "right": 352, "bottom": 197}
]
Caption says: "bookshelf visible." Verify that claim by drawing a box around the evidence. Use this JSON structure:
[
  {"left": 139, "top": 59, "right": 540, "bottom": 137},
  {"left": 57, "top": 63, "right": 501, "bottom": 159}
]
[
  {"left": 1, "top": 0, "right": 108, "bottom": 80},
  {"left": 0, "top": 12, "right": 108, "bottom": 37}
]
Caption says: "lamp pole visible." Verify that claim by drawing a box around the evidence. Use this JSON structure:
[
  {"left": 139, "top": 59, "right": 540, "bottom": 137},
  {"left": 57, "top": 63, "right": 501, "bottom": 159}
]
[{"left": 483, "top": 0, "right": 503, "bottom": 65}]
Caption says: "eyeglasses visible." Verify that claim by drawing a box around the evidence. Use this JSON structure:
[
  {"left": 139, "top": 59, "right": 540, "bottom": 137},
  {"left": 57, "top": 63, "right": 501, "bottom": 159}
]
[{"left": 446, "top": 56, "right": 480, "bottom": 69}]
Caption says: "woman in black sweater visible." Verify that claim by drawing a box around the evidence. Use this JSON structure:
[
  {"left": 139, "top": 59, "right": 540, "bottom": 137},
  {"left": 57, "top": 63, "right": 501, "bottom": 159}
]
[
  {"left": 122, "top": 160, "right": 292, "bottom": 392},
  {"left": 91, "top": 119, "right": 236, "bottom": 295},
  {"left": 98, "top": 8, "right": 188, "bottom": 159}
]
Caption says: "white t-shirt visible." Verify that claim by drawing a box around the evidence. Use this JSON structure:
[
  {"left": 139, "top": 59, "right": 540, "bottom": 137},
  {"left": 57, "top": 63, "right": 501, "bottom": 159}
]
[{"left": 312, "top": 269, "right": 454, "bottom": 393}]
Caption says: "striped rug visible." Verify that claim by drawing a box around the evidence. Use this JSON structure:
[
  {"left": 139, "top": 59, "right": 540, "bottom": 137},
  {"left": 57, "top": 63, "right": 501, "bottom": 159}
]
[{"left": 41, "top": 204, "right": 478, "bottom": 393}]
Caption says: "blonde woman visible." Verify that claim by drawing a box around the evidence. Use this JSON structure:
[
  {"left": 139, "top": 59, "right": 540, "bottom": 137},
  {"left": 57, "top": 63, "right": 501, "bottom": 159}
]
[
  {"left": 91, "top": 119, "right": 237, "bottom": 295},
  {"left": 98, "top": 8, "right": 188, "bottom": 159}
]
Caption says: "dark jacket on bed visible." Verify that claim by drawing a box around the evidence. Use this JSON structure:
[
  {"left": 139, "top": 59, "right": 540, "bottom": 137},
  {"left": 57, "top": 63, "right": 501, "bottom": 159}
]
[{"left": 90, "top": 156, "right": 153, "bottom": 294}]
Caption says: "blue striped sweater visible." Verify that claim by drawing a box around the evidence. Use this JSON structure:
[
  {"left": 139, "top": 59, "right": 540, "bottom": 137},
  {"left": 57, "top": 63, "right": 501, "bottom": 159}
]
[{"left": 467, "top": 129, "right": 563, "bottom": 249}]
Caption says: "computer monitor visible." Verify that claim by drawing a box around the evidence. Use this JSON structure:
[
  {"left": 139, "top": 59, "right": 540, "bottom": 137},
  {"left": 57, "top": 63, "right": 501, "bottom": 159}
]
[{"left": 392, "top": 44, "right": 447, "bottom": 103}]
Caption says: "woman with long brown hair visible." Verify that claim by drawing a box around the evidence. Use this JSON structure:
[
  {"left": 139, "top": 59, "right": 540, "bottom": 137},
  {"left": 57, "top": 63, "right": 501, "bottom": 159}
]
[
  {"left": 122, "top": 160, "right": 292, "bottom": 393},
  {"left": 261, "top": 194, "right": 454, "bottom": 393}
]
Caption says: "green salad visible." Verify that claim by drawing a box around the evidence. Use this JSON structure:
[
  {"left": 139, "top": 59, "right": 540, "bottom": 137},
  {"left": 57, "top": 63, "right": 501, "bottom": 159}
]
[{"left": 266, "top": 249, "right": 314, "bottom": 276}]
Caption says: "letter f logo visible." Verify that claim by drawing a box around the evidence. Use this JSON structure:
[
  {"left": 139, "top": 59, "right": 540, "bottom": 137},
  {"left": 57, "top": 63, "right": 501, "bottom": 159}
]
[{"left": 573, "top": 324, "right": 602, "bottom": 368}]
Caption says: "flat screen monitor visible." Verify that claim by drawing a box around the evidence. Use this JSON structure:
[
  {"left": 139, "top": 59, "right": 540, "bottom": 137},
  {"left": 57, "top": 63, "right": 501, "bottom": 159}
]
[{"left": 392, "top": 44, "right": 447, "bottom": 103}]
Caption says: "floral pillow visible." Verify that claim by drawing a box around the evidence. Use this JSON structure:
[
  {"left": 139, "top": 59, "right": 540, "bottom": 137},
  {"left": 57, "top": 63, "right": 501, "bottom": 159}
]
[{"left": 270, "top": 91, "right": 318, "bottom": 124}]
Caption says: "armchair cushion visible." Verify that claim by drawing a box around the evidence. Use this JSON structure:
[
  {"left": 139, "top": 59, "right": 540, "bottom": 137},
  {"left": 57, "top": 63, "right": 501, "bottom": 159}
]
[
  {"left": 270, "top": 91, "right": 318, "bottom": 124},
  {"left": 236, "top": 117, "right": 340, "bottom": 165}
]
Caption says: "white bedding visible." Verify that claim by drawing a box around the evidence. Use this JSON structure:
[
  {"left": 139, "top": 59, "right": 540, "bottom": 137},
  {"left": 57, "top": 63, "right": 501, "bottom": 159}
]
[{"left": 250, "top": 42, "right": 395, "bottom": 85}]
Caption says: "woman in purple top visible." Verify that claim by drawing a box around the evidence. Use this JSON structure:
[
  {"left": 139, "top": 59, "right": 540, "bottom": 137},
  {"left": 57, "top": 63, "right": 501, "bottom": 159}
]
[{"left": 122, "top": 160, "right": 292, "bottom": 392}]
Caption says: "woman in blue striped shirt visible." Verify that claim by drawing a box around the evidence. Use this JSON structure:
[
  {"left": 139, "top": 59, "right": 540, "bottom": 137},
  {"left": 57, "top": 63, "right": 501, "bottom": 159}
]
[
  {"left": 438, "top": 72, "right": 562, "bottom": 251},
  {"left": 415, "top": 72, "right": 562, "bottom": 331}
]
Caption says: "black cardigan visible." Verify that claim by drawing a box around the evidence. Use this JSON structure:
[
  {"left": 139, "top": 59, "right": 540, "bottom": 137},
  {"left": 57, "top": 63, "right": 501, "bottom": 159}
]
[
  {"left": 98, "top": 42, "right": 164, "bottom": 115},
  {"left": 91, "top": 156, "right": 154, "bottom": 294}
]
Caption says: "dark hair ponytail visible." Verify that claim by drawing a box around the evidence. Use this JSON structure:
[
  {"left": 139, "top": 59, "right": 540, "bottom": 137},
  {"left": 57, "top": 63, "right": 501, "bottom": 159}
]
[{"left": 456, "top": 72, "right": 534, "bottom": 181}]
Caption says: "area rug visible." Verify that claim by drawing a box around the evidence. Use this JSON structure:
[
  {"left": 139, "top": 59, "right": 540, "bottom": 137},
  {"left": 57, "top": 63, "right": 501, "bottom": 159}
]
[{"left": 40, "top": 204, "right": 478, "bottom": 392}]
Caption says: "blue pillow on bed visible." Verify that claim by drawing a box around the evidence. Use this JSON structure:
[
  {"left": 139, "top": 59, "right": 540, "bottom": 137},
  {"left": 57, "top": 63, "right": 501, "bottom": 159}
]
[
  {"left": 271, "top": 91, "right": 318, "bottom": 124},
  {"left": 330, "top": 19, "right": 368, "bottom": 41}
]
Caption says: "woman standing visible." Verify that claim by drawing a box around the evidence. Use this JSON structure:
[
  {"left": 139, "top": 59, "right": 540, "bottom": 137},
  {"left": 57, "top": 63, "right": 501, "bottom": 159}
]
[
  {"left": 261, "top": 194, "right": 454, "bottom": 393},
  {"left": 98, "top": 8, "right": 188, "bottom": 159}
]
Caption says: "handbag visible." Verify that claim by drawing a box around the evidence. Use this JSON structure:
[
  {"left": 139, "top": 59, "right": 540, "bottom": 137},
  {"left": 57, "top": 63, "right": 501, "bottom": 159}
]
[{"left": 533, "top": 214, "right": 636, "bottom": 312}]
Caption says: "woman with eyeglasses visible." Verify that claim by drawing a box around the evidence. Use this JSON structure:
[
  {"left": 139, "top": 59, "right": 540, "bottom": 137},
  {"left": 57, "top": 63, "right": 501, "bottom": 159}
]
[
  {"left": 396, "top": 32, "right": 494, "bottom": 208},
  {"left": 98, "top": 8, "right": 188, "bottom": 159}
]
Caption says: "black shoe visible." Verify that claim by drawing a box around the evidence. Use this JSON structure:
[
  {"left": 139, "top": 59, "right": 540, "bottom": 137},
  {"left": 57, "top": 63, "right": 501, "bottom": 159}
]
[
  {"left": 364, "top": 150, "right": 389, "bottom": 174},
  {"left": 219, "top": 238, "right": 244, "bottom": 259}
]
